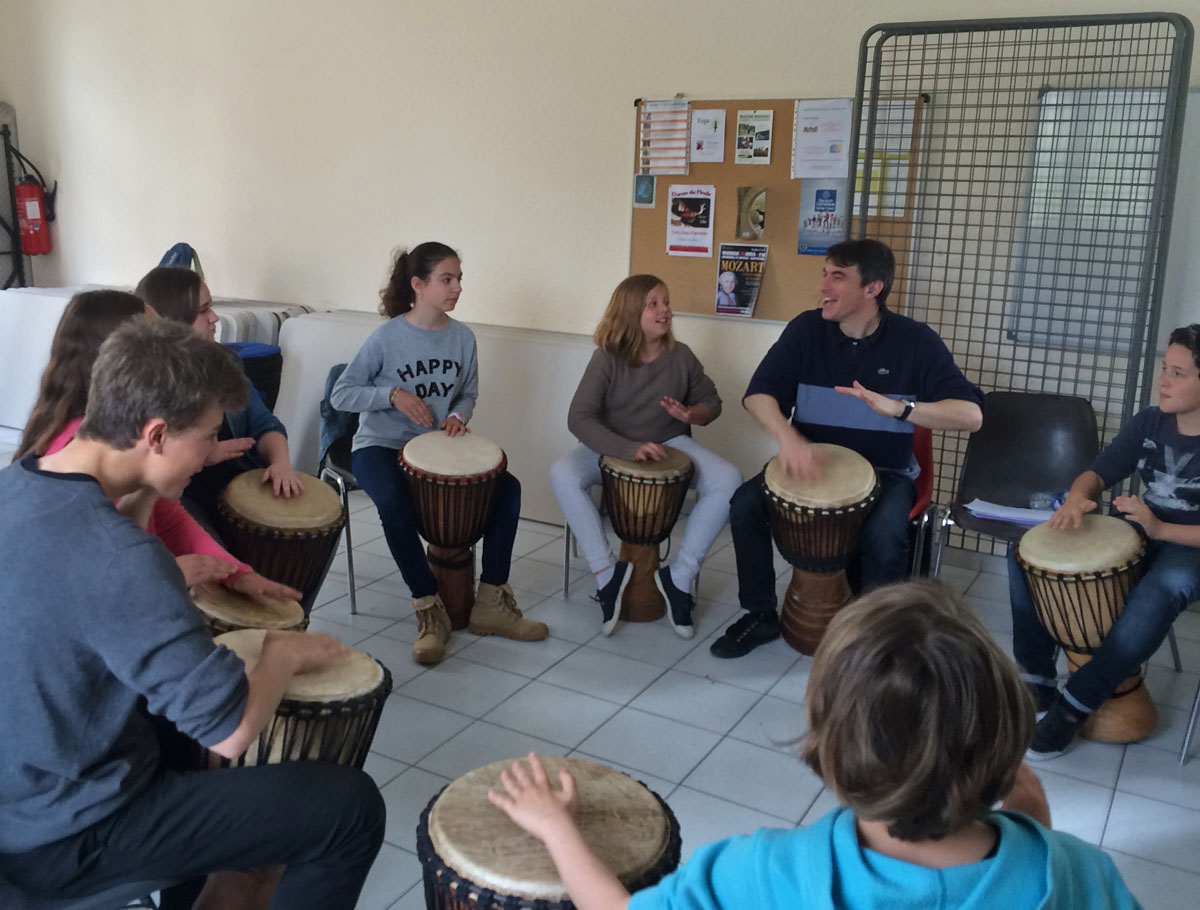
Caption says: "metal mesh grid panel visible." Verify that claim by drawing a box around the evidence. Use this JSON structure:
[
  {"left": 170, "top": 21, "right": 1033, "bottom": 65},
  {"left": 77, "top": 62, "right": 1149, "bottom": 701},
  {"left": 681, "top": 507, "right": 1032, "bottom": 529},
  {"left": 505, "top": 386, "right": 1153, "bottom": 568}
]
[{"left": 851, "top": 14, "right": 1192, "bottom": 553}]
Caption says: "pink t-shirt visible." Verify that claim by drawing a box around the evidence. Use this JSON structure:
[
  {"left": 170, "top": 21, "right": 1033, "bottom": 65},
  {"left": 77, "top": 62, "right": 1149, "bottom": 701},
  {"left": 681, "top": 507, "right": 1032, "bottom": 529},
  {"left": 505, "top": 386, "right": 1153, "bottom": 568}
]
[{"left": 46, "top": 417, "right": 253, "bottom": 580}]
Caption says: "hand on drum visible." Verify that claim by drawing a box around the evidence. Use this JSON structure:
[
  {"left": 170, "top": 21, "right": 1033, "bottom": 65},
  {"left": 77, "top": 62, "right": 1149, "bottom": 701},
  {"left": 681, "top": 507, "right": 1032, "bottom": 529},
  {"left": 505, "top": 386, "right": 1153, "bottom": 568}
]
[
  {"left": 228, "top": 571, "right": 302, "bottom": 603},
  {"left": 265, "top": 629, "right": 350, "bottom": 675},
  {"left": 207, "top": 436, "right": 256, "bottom": 467},
  {"left": 441, "top": 415, "right": 469, "bottom": 437},
  {"left": 1114, "top": 495, "right": 1161, "bottom": 539},
  {"left": 391, "top": 387, "right": 434, "bottom": 427},
  {"left": 177, "top": 554, "right": 237, "bottom": 587},
  {"left": 487, "top": 753, "right": 579, "bottom": 840},
  {"left": 1046, "top": 496, "right": 1097, "bottom": 531},
  {"left": 634, "top": 442, "right": 668, "bottom": 462},
  {"left": 777, "top": 432, "right": 825, "bottom": 481},
  {"left": 260, "top": 461, "right": 305, "bottom": 498},
  {"left": 833, "top": 381, "right": 903, "bottom": 418}
]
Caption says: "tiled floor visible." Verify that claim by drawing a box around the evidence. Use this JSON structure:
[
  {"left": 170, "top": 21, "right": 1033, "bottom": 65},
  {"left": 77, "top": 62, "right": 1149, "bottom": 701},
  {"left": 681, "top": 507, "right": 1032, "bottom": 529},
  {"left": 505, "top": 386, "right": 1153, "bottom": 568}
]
[
  {"left": 3, "top": 421, "right": 1197, "bottom": 910},
  {"left": 310, "top": 490, "right": 1200, "bottom": 910}
]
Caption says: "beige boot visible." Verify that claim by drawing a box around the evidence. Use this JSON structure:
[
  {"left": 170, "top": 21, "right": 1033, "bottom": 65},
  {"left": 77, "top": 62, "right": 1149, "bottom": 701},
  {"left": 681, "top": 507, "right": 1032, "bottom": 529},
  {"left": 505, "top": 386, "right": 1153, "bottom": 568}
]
[
  {"left": 469, "top": 583, "right": 549, "bottom": 641},
  {"left": 412, "top": 594, "right": 452, "bottom": 664}
]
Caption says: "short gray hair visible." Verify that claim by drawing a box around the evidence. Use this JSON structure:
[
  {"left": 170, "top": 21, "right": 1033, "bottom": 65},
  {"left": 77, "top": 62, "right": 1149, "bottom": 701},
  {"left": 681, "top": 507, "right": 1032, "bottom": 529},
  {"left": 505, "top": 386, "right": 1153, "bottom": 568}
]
[{"left": 78, "top": 319, "right": 248, "bottom": 448}]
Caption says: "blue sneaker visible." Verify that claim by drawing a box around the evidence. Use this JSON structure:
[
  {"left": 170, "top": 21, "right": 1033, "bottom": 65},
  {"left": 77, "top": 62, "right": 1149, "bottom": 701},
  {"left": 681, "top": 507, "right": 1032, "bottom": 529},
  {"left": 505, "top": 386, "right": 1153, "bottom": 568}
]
[
  {"left": 654, "top": 567, "right": 695, "bottom": 639},
  {"left": 593, "top": 562, "right": 631, "bottom": 637}
]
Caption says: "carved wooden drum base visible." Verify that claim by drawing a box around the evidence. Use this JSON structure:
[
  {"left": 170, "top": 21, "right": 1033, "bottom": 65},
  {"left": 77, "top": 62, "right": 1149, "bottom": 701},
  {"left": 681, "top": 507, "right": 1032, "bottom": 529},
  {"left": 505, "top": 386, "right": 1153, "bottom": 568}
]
[
  {"left": 1068, "top": 652, "right": 1157, "bottom": 744},
  {"left": 780, "top": 568, "right": 852, "bottom": 656},
  {"left": 619, "top": 542, "right": 666, "bottom": 623}
]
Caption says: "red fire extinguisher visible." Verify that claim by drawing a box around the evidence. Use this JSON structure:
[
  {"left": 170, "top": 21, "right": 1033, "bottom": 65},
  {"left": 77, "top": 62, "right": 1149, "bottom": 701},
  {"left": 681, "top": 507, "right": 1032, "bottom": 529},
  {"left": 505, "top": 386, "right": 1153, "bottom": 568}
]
[{"left": 15, "top": 176, "right": 51, "bottom": 255}]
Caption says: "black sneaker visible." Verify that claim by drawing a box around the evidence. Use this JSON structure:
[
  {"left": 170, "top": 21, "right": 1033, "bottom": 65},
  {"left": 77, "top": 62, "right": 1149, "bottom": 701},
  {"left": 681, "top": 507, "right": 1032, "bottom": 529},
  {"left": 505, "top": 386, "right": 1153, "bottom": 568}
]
[
  {"left": 710, "top": 611, "right": 781, "bottom": 659},
  {"left": 593, "top": 562, "right": 631, "bottom": 637},
  {"left": 1026, "top": 698, "right": 1085, "bottom": 761},
  {"left": 1026, "top": 681, "right": 1058, "bottom": 716},
  {"left": 655, "top": 567, "right": 695, "bottom": 639}
]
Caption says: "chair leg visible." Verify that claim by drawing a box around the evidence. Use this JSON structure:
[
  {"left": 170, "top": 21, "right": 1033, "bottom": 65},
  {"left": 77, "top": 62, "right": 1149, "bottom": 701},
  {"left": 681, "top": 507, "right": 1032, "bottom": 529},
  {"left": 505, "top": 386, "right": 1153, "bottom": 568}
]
[
  {"left": 321, "top": 468, "right": 358, "bottom": 615},
  {"left": 1169, "top": 627, "right": 1182, "bottom": 673},
  {"left": 930, "top": 507, "right": 950, "bottom": 578},
  {"left": 1182, "top": 677, "right": 1200, "bottom": 766},
  {"left": 563, "top": 527, "right": 572, "bottom": 598}
]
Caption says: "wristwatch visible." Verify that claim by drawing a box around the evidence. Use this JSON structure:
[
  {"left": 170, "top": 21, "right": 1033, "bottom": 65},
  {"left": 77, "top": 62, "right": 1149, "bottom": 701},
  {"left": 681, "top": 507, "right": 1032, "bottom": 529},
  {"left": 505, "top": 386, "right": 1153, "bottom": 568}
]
[{"left": 897, "top": 398, "right": 916, "bottom": 422}]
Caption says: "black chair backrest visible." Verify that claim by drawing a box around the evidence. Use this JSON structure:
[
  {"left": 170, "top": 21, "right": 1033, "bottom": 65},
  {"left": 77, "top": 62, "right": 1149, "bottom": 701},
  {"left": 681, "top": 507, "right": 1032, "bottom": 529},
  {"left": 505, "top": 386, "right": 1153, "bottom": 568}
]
[
  {"left": 326, "top": 412, "right": 360, "bottom": 475},
  {"left": 956, "top": 391, "right": 1100, "bottom": 510}
]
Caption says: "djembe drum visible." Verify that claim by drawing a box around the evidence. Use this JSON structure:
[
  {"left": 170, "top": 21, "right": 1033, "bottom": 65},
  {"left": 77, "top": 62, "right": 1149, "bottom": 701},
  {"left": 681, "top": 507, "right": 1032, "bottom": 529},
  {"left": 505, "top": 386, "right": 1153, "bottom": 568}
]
[
  {"left": 763, "top": 444, "right": 879, "bottom": 655},
  {"left": 191, "top": 582, "right": 307, "bottom": 635},
  {"left": 1016, "top": 514, "right": 1155, "bottom": 743},
  {"left": 599, "top": 448, "right": 694, "bottom": 621},
  {"left": 417, "top": 757, "right": 681, "bottom": 910},
  {"left": 400, "top": 431, "right": 508, "bottom": 630},
  {"left": 216, "top": 469, "right": 345, "bottom": 611},
  {"left": 202, "top": 628, "right": 391, "bottom": 768}
]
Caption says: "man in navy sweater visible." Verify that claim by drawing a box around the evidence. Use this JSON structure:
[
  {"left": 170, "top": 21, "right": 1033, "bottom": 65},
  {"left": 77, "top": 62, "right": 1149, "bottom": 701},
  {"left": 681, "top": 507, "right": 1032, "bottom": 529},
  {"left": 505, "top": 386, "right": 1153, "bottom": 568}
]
[{"left": 712, "top": 239, "right": 983, "bottom": 658}]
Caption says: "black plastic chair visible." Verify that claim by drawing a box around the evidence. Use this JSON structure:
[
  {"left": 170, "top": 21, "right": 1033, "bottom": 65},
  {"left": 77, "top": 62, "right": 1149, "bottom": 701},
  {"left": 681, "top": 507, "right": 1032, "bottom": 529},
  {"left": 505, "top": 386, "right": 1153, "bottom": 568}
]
[
  {"left": 949, "top": 391, "right": 1100, "bottom": 544},
  {"left": 318, "top": 403, "right": 361, "bottom": 616}
]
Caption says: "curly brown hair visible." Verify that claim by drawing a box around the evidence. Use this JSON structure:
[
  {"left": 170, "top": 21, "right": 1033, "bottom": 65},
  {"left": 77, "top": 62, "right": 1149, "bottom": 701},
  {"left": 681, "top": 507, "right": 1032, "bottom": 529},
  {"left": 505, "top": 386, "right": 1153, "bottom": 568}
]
[{"left": 378, "top": 242, "right": 459, "bottom": 318}]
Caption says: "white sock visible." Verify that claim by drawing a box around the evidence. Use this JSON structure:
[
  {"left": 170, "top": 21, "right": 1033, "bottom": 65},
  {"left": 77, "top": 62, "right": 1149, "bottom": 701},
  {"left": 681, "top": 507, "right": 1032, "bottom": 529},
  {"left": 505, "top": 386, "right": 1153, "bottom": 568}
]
[{"left": 595, "top": 564, "right": 615, "bottom": 589}]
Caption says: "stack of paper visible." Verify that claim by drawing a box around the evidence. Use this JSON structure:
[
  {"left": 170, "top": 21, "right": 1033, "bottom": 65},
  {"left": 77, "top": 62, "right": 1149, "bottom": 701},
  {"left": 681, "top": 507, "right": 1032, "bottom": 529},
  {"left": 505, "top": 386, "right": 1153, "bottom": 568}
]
[{"left": 963, "top": 499, "right": 1055, "bottom": 527}]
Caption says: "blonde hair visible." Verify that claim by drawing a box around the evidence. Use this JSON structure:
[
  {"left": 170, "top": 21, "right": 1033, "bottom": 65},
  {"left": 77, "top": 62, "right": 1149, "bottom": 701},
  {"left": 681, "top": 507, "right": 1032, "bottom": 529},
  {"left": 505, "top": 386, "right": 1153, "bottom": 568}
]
[
  {"left": 801, "top": 581, "right": 1033, "bottom": 842},
  {"left": 593, "top": 275, "right": 674, "bottom": 366}
]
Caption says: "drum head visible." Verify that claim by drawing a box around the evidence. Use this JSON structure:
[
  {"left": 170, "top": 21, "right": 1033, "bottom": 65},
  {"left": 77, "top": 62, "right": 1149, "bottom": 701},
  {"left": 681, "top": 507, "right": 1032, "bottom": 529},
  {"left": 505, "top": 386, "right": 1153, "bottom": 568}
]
[
  {"left": 192, "top": 583, "right": 305, "bottom": 630},
  {"left": 221, "top": 470, "right": 342, "bottom": 530},
  {"left": 600, "top": 446, "right": 693, "bottom": 480},
  {"left": 215, "top": 628, "right": 383, "bottom": 700},
  {"left": 764, "top": 444, "right": 876, "bottom": 508},
  {"left": 429, "top": 757, "right": 669, "bottom": 900},
  {"left": 402, "top": 431, "right": 504, "bottom": 477},
  {"left": 1018, "top": 514, "right": 1144, "bottom": 574}
]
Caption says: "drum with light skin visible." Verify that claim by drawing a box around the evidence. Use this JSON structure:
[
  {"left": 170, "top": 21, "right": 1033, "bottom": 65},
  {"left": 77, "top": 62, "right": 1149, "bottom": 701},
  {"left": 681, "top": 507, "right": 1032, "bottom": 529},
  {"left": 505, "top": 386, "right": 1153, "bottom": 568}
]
[
  {"left": 191, "top": 581, "right": 307, "bottom": 635},
  {"left": 599, "top": 448, "right": 695, "bottom": 622},
  {"left": 202, "top": 628, "right": 391, "bottom": 769},
  {"left": 1016, "top": 514, "right": 1155, "bottom": 743},
  {"left": 763, "top": 443, "right": 879, "bottom": 655},
  {"left": 400, "top": 431, "right": 507, "bottom": 630},
  {"left": 216, "top": 469, "right": 346, "bottom": 612},
  {"left": 417, "top": 756, "right": 680, "bottom": 910}
]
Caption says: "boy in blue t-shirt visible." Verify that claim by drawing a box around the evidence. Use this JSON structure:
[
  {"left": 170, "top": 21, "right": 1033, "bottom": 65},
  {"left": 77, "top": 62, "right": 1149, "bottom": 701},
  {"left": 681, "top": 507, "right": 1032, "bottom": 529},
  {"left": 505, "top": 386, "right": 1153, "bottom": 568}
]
[
  {"left": 487, "top": 581, "right": 1140, "bottom": 910},
  {"left": 1011, "top": 323, "right": 1200, "bottom": 758}
]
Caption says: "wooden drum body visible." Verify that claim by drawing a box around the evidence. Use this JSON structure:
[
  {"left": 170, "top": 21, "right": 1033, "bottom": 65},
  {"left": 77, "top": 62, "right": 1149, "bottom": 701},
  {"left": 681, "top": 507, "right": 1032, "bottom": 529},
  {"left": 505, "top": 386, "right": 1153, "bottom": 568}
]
[
  {"left": 192, "top": 582, "right": 307, "bottom": 635},
  {"left": 401, "top": 432, "right": 507, "bottom": 630},
  {"left": 599, "top": 449, "right": 695, "bottom": 622},
  {"left": 1016, "top": 515, "right": 1155, "bottom": 743},
  {"left": 204, "top": 629, "right": 391, "bottom": 768},
  {"left": 216, "top": 469, "right": 346, "bottom": 611},
  {"left": 763, "top": 444, "right": 878, "bottom": 655},
  {"left": 417, "top": 757, "right": 680, "bottom": 910}
]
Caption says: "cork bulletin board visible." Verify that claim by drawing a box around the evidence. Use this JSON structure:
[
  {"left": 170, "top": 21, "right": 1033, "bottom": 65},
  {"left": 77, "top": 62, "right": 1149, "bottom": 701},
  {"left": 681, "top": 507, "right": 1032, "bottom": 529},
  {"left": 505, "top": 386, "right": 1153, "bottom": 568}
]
[{"left": 630, "top": 96, "right": 924, "bottom": 321}]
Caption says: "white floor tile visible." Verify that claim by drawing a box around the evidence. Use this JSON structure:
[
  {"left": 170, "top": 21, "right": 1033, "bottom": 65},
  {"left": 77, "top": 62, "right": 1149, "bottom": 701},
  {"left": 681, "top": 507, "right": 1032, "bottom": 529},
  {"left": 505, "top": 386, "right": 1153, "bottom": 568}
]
[
  {"left": 398, "top": 657, "right": 529, "bottom": 717},
  {"left": 938, "top": 563, "right": 978, "bottom": 594},
  {"left": 691, "top": 569, "right": 740, "bottom": 606},
  {"left": 330, "top": 551, "right": 402, "bottom": 587},
  {"left": 765, "top": 656, "right": 814, "bottom": 705},
  {"left": 1035, "top": 767, "right": 1113, "bottom": 845},
  {"left": 1042, "top": 737, "right": 1125, "bottom": 790},
  {"left": 524, "top": 537, "right": 572, "bottom": 568},
  {"left": 523, "top": 594, "right": 600, "bottom": 645},
  {"left": 674, "top": 633, "right": 800, "bottom": 694},
  {"left": 305, "top": 615, "right": 378, "bottom": 646},
  {"left": 667, "top": 786, "right": 792, "bottom": 861},
  {"left": 455, "top": 633, "right": 578, "bottom": 678},
  {"left": 312, "top": 598, "right": 402, "bottom": 635},
  {"left": 1144, "top": 665, "right": 1199, "bottom": 712},
  {"left": 363, "top": 751, "right": 407, "bottom": 789},
  {"left": 727, "top": 694, "right": 808, "bottom": 752},
  {"left": 1173, "top": 609, "right": 1200, "bottom": 643},
  {"left": 485, "top": 681, "right": 621, "bottom": 748},
  {"left": 576, "top": 708, "right": 721, "bottom": 783},
  {"left": 540, "top": 646, "right": 666, "bottom": 705},
  {"left": 1105, "top": 849, "right": 1200, "bottom": 910},
  {"left": 512, "top": 526, "right": 559, "bottom": 558},
  {"left": 358, "top": 534, "right": 400, "bottom": 560},
  {"left": 965, "top": 570, "right": 1009, "bottom": 603},
  {"left": 1150, "top": 632, "right": 1200, "bottom": 671},
  {"left": 1136, "top": 704, "right": 1192, "bottom": 757},
  {"left": 415, "top": 720, "right": 565, "bottom": 780},
  {"left": 630, "top": 670, "right": 761, "bottom": 734},
  {"left": 801, "top": 788, "right": 842, "bottom": 825},
  {"left": 368, "top": 694, "right": 473, "bottom": 764},
  {"left": 356, "top": 842, "right": 422, "bottom": 910},
  {"left": 321, "top": 585, "right": 411, "bottom": 622},
  {"left": 356, "top": 633, "right": 436, "bottom": 688},
  {"left": 963, "top": 593, "right": 1012, "bottom": 636},
  {"left": 363, "top": 573, "right": 414, "bottom": 601},
  {"left": 379, "top": 765, "right": 453, "bottom": 851},
  {"left": 314, "top": 573, "right": 352, "bottom": 606},
  {"left": 682, "top": 738, "right": 823, "bottom": 822},
  {"left": 508, "top": 557, "right": 589, "bottom": 597},
  {"left": 1117, "top": 743, "right": 1200, "bottom": 812},
  {"left": 386, "top": 883, "right": 427, "bottom": 910},
  {"left": 587, "top": 618, "right": 706, "bottom": 669},
  {"left": 1103, "top": 791, "right": 1200, "bottom": 872}
]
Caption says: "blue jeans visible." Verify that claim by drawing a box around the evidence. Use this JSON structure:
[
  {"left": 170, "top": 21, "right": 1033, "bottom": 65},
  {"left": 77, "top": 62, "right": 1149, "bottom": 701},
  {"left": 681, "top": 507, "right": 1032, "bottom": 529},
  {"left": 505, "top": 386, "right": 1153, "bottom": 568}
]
[
  {"left": 1009, "top": 538, "right": 1200, "bottom": 712},
  {"left": 352, "top": 445, "right": 521, "bottom": 598},
  {"left": 730, "top": 468, "right": 916, "bottom": 614}
]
